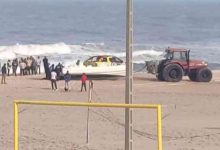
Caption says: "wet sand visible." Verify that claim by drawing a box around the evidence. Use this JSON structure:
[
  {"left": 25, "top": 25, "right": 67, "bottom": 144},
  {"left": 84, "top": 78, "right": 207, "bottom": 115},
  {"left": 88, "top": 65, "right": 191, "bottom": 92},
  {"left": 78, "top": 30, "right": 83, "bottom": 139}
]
[{"left": 1, "top": 71, "right": 220, "bottom": 150}]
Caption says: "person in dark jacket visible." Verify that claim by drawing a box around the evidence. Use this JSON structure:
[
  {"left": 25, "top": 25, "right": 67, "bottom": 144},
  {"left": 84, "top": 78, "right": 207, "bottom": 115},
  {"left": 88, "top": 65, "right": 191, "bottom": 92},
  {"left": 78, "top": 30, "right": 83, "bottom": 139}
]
[
  {"left": 1, "top": 64, "right": 7, "bottom": 84},
  {"left": 55, "top": 63, "right": 63, "bottom": 80},
  {"left": 43, "top": 56, "right": 50, "bottom": 79},
  {"left": 12, "top": 58, "right": 18, "bottom": 76},
  {"left": 64, "top": 71, "right": 71, "bottom": 91},
  {"left": 7, "top": 60, "right": 11, "bottom": 76}
]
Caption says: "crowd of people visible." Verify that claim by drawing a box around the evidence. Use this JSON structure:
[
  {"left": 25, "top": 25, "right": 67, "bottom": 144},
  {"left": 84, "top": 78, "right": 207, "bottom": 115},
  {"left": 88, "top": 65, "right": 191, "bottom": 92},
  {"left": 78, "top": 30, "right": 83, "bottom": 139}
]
[
  {"left": 1, "top": 56, "right": 41, "bottom": 77},
  {"left": 1, "top": 56, "right": 41, "bottom": 84},
  {"left": 42, "top": 56, "right": 63, "bottom": 80},
  {"left": 0, "top": 56, "right": 64, "bottom": 79},
  {"left": 1, "top": 56, "right": 89, "bottom": 92}
]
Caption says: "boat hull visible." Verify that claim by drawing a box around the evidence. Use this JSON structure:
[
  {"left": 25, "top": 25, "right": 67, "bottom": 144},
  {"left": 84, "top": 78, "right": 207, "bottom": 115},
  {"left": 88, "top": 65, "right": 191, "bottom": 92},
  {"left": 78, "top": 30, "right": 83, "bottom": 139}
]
[{"left": 63, "top": 65, "right": 126, "bottom": 76}]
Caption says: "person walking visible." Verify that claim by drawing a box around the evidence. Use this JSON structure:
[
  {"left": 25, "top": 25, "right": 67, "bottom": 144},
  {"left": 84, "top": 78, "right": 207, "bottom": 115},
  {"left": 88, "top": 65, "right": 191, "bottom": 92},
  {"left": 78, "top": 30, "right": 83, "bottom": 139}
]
[
  {"left": 81, "top": 73, "right": 87, "bottom": 92},
  {"left": 64, "top": 71, "right": 71, "bottom": 91},
  {"left": 51, "top": 70, "right": 57, "bottom": 91},
  {"left": 1, "top": 64, "right": 7, "bottom": 84}
]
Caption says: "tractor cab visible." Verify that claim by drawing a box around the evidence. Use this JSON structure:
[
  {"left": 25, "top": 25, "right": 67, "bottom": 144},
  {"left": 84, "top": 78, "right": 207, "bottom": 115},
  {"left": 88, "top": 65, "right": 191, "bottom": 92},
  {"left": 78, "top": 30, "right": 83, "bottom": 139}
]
[{"left": 165, "top": 48, "right": 190, "bottom": 61}]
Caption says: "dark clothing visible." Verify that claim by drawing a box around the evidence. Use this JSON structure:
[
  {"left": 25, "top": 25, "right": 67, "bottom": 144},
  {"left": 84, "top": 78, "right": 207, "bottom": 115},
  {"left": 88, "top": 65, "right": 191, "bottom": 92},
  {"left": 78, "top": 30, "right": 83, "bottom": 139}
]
[
  {"left": 50, "top": 65, "right": 55, "bottom": 72},
  {"left": 12, "top": 60, "right": 18, "bottom": 76},
  {"left": 55, "top": 64, "right": 63, "bottom": 80},
  {"left": 51, "top": 79, "right": 57, "bottom": 90},
  {"left": 81, "top": 82, "right": 86, "bottom": 91},
  {"left": 1, "top": 65, "right": 7, "bottom": 74},
  {"left": 7, "top": 62, "right": 11, "bottom": 76},
  {"left": 43, "top": 57, "right": 50, "bottom": 79},
  {"left": 1, "top": 65, "right": 7, "bottom": 84},
  {"left": 20, "top": 69, "right": 25, "bottom": 76},
  {"left": 43, "top": 57, "right": 48, "bottom": 66},
  {"left": 64, "top": 73, "right": 71, "bottom": 82},
  {"left": 64, "top": 73, "right": 71, "bottom": 91},
  {"left": 32, "top": 60, "right": 38, "bottom": 75},
  {"left": 1, "top": 74, "right": 6, "bottom": 84}
]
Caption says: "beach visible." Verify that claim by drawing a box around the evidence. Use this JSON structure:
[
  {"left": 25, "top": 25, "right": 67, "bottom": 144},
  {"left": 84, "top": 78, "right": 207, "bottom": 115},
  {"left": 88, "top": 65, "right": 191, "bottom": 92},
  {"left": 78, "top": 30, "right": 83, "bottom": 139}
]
[
  {"left": 0, "top": 0, "right": 220, "bottom": 149},
  {"left": 0, "top": 71, "right": 220, "bottom": 150}
]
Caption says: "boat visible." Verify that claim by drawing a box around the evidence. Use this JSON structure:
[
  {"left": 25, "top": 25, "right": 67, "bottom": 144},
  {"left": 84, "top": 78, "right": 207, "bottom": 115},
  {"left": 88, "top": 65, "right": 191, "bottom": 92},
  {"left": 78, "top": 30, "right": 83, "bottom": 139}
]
[{"left": 62, "top": 55, "right": 126, "bottom": 76}]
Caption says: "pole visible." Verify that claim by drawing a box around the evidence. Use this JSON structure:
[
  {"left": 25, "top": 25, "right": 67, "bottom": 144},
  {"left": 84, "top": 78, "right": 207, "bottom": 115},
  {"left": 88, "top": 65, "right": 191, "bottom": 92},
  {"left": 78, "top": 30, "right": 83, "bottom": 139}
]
[
  {"left": 86, "top": 81, "right": 93, "bottom": 144},
  {"left": 125, "top": 0, "right": 133, "bottom": 150},
  {"left": 157, "top": 105, "right": 163, "bottom": 150},
  {"left": 14, "top": 102, "right": 19, "bottom": 150}
]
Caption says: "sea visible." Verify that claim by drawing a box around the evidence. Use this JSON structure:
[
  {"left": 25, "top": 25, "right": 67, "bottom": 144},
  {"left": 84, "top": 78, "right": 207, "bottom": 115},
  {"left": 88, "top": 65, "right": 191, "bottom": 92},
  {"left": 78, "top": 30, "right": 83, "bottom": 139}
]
[{"left": 0, "top": 0, "right": 220, "bottom": 70}]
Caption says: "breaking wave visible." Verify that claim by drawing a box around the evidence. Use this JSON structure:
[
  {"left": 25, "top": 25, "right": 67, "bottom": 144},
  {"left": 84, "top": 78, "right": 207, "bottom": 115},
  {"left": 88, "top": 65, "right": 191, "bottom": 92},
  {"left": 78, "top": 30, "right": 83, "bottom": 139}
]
[
  {"left": 1, "top": 42, "right": 219, "bottom": 70},
  {"left": 0, "top": 43, "right": 163, "bottom": 64}
]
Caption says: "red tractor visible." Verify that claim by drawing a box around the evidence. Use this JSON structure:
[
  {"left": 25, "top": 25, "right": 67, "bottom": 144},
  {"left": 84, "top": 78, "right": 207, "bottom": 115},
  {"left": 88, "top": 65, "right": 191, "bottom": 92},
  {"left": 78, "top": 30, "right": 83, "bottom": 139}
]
[{"left": 146, "top": 47, "right": 212, "bottom": 82}]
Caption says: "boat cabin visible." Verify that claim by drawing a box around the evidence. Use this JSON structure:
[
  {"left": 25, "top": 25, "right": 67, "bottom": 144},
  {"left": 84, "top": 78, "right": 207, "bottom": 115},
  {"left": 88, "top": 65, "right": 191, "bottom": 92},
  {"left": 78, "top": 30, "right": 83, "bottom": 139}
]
[{"left": 84, "top": 55, "right": 123, "bottom": 67}]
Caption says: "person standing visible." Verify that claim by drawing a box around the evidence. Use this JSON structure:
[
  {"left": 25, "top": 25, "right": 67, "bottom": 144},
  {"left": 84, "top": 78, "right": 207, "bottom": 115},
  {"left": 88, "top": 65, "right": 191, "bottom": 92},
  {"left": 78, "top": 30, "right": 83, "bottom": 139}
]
[
  {"left": 51, "top": 70, "right": 57, "bottom": 91},
  {"left": 1, "top": 64, "right": 7, "bottom": 84},
  {"left": 64, "top": 71, "right": 71, "bottom": 91},
  {"left": 26, "top": 57, "right": 32, "bottom": 75},
  {"left": 43, "top": 56, "right": 49, "bottom": 79},
  {"left": 36, "top": 56, "right": 41, "bottom": 74},
  {"left": 81, "top": 73, "right": 87, "bottom": 92},
  {"left": 12, "top": 58, "right": 18, "bottom": 76},
  {"left": 19, "top": 59, "right": 26, "bottom": 76},
  {"left": 30, "top": 56, "right": 36, "bottom": 75},
  {"left": 31, "top": 59, "right": 38, "bottom": 75},
  {"left": 7, "top": 60, "right": 11, "bottom": 76},
  {"left": 55, "top": 63, "right": 63, "bottom": 80}
]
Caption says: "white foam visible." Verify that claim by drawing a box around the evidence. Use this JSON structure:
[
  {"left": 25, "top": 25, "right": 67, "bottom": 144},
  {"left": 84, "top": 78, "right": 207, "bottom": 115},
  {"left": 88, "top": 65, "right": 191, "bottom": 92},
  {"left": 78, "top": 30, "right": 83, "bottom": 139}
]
[
  {"left": 0, "top": 43, "right": 72, "bottom": 59},
  {"left": 133, "top": 49, "right": 163, "bottom": 56},
  {"left": 0, "top": 43, "right": 164, "bottom": 64},
  {"left": 0, "top": 50, "right": 16, "bottom": 59}
]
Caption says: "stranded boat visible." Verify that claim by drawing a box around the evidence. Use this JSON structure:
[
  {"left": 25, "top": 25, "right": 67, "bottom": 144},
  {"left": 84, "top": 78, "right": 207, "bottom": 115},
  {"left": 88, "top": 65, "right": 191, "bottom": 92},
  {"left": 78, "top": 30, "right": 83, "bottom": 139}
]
[{"left": 62, "top": 55, "right": 125, "bottom": 76}]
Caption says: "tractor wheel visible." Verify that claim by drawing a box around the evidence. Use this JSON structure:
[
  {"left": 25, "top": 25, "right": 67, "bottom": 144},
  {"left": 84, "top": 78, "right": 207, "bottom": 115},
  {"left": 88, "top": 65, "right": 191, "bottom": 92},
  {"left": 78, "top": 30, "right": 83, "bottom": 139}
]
[
  {"left": 188, "top": 70, "right": 197, "bottom": 81},
  {"left": 156, "top": 72, "right": 165, "bottom": 81},
  {"left": 196, "top": 68, "right": 212, "bottom": 82},
  {"left": 163, "top": 64, "right": 183, "bottom": 82}
]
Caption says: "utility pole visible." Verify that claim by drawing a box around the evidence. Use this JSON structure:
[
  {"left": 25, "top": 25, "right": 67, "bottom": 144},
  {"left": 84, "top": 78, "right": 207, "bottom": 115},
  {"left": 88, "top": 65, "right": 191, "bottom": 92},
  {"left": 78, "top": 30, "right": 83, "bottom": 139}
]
[
  {"left": 86, "top": 80, "right": 93, "bottom": 144},
  {"left": 125, "top": 0, "right": 133, "bottom": 150}
]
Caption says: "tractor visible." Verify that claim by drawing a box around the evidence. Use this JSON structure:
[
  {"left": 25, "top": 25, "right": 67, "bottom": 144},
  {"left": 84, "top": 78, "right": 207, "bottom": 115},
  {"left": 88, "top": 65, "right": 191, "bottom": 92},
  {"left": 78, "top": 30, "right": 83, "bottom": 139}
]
[{"left": 145, "top": 47, "right": 212, "bottom": 82}]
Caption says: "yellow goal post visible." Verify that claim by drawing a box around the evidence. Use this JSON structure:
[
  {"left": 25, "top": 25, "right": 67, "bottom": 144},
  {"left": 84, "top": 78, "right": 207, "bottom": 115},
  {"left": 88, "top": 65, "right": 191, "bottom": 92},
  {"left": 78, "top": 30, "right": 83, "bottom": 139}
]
[{"left": 14, "top": 100, "right": 163, "bottom": 150}]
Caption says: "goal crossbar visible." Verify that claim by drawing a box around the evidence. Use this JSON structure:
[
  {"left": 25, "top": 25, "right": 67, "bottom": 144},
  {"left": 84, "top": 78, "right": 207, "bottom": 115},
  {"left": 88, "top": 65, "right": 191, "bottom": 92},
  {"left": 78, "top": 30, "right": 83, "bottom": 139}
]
[{"left": 14, "top": 100, "right": 163, "bottom": 150}]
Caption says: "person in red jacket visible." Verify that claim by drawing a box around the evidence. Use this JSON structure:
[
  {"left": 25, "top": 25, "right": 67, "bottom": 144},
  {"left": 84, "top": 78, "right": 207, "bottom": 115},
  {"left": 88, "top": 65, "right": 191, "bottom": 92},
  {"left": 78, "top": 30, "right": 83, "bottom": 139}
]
[{"left": 81, "top": 73, "right": 87, "bottom": 92}]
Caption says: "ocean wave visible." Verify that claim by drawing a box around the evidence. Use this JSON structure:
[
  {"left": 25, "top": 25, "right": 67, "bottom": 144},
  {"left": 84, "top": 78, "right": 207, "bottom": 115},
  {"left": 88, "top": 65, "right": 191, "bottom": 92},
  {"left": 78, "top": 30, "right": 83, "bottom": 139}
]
[
  {"left": 1, "top": 42, "right": 220, "bottom": 70},
  {"left": 0, "top": 43, "right": 72, "bottom": 58},
  {"left": 0, "top": 43, "right": 164, "bottom": 65}
]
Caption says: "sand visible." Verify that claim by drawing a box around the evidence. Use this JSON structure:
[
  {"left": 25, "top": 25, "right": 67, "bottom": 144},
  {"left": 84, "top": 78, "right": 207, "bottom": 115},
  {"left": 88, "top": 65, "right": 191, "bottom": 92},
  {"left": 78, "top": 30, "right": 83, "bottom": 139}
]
[{"left": 1, "top": 71, "right": 220, "bottom": 150}]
